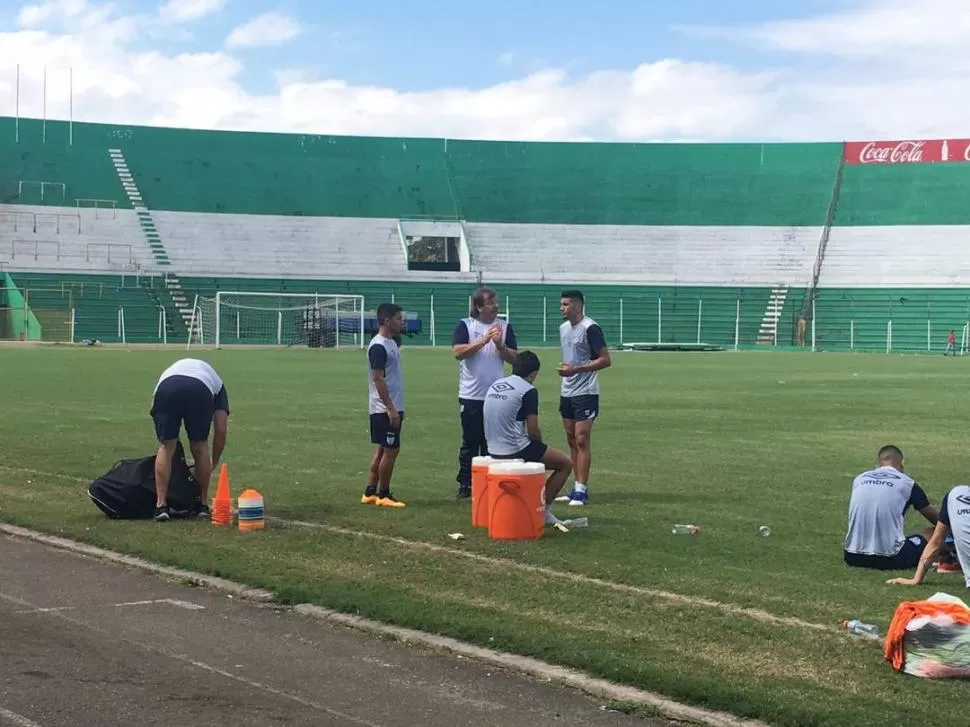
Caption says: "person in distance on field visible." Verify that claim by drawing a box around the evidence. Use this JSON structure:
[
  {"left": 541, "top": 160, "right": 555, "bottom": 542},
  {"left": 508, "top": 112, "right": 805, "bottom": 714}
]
[
  {"left": 887, "top": 484, "right": 970, "bottom": 587},
  {"left": 150, "top": 358, "right": 230, "bottom": 522},
  {"left": 483, "top": 351, "right": 573, "bottom": 527},
  {"left": 555, "top": 289, "right": 611, "bottom": 507},
  {"left": 843, "top": 445, "right": 938, "bottom": 570},
  {"left": 361, "top": 303, "right": 407, "bottom": 508},
  {"left": 451, "top": 286, "right": 518, "bottom": 500}
]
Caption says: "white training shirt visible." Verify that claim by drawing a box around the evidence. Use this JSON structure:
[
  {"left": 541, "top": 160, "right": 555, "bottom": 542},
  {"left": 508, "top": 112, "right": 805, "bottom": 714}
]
[
  {"left": 844, "top": 466, "right": 930, "bottom": 557},
  {"left": 939, "top": 485, "right": 970, "bottom": 588},
  {"left": 452, "top": 317, "right": 517, "bottom": 401},
  {"left": 154, "top": 358, "right": 225, "bottom": 397}
]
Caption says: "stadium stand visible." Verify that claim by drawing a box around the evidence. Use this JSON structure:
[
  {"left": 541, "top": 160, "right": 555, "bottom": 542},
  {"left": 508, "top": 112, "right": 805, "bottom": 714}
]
[{"left": 2, "top": 112, "right": 970, "bottom": 353}]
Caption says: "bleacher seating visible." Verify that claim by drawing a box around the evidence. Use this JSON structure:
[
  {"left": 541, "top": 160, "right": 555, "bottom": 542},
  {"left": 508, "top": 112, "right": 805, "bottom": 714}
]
[
  {"left": 4, "top": 111, "right": 970, "bottom": 352},
  {"left": 0, "top": 204, "right": 152, "bottom": 273}
]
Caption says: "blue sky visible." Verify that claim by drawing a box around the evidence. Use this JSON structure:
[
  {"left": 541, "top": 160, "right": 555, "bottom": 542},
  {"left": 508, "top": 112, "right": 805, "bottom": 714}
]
[{"left": 1, "top": 0, "right": 969, "bottom": 142}]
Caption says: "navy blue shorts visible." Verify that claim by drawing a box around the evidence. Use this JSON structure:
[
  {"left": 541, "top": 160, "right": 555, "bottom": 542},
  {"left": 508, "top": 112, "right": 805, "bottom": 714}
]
[
  {"left": 370, "top": 411, "right": 404, "bottom": 449},
  {"left": 151, "top": 375, "right": 226, "bottom": 443},
  {"left": 491, "top": 440, "right": 548, "bottom": 463},
  {"left": 844, "top": 535, "right": 929, "bottom": 570},
  {"left": 559, "top": 394, "right": 599, "bottom": 422}
]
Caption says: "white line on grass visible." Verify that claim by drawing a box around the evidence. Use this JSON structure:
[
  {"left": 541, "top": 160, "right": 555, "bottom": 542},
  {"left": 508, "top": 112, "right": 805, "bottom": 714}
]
[
  {"left": 274, "top": 517, "right": 836, "bottom": 634},
  {"left": 0, "top": 707, "right": 45, "bottom": 727},
  {"left": 0, "top": 465, "right": 835, "bottom": 634}
]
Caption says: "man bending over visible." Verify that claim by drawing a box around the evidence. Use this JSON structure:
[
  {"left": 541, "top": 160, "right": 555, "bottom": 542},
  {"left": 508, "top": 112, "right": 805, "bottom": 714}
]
[{"left": 150, "top": 358, "right": 230, "bottom": 521}]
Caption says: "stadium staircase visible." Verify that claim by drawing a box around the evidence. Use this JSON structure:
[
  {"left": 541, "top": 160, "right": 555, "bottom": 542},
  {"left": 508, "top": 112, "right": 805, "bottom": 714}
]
[
  {"left": 756, "top": 285, "right": 788, "bottom": 345},
  {"left": 108, "top": 148, "right": 195, "bottom": 333}
]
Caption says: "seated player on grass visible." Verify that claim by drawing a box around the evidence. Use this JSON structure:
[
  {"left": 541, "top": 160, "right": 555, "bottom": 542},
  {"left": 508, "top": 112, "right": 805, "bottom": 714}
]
[
  {"left": 843, "top": 445, "right": 939, "bottom": 571},
  {"left": 483, "top": 351, "right": 573, "bottom": 527},
  {"left": 887, "top": 483, "right": 970, "bottom": 588}
]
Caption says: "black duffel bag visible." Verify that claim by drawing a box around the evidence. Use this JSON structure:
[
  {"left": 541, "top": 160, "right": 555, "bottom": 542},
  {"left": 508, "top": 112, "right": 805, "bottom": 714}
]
[{"left": 88, "top": 441, "right": 201, "bottom": 519}]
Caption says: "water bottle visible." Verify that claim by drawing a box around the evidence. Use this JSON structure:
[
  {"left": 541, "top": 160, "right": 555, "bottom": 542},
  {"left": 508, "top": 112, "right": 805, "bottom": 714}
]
[
  {"left": 758, "top": 525, "right": 771, "bottom": 537},
  {"left": 671, "top": 524, "right": 701, "bottom": 535},
  {"left": 842, "top": 619, "right": 879, "bottom": 638}
]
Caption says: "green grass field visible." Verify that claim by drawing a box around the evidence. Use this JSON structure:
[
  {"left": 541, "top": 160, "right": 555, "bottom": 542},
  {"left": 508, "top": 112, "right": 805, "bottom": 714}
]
[{"left": 2, "top": 345, "right": 970, "bottom": 726}]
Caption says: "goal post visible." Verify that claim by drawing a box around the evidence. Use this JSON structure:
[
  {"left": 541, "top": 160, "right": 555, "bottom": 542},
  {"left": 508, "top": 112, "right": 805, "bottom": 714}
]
[{"left": 186, "top": 292, "right": 366, "bottom": 349}]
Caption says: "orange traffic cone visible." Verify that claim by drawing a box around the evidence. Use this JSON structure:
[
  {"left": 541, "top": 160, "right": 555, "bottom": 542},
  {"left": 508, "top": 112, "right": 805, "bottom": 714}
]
[{"left": 211, "top": 463, "right": 232, "bottom": 527}]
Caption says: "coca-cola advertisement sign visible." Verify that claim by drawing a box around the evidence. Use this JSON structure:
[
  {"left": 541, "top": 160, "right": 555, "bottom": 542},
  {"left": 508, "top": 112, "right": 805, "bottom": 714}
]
[{"left": 844, "top": 139, "right": 970, "bottom": 165}]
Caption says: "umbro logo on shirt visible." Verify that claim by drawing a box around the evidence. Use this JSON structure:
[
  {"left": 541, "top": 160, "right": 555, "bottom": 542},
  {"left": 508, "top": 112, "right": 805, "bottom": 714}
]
[{"left": 492, "top": 382, "right": 515, "bottom": 393}]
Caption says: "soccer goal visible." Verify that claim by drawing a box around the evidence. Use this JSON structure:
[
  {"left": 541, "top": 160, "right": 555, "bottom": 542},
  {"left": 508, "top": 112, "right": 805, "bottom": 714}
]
[{"left": 186, "top": 292, "right": 366, "bottom": 349}]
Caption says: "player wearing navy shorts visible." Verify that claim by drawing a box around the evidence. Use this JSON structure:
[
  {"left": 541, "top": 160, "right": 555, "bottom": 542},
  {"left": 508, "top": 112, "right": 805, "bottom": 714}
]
[
  {"left": 361, "top": 303, "right": 407, "bottom": 508},
  {"left": 150, "top": 358, "right": 230, "bottom": 521},
  {"left": 483, "top": 351, "right": 573, "bottom": 527},
  {"left": 555, "top": 289, "right": 611, "bottom": 506},
  {"left": 843, "top": 445, "right": 939, "bottom": 570}
]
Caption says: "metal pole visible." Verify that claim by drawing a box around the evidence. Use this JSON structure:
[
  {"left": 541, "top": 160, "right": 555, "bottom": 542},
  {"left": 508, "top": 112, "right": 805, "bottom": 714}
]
[
  {"left": 69, "top": 306, "right": 75, "bottom": 343},
  {"left": 430, "top": 293, "right": 436, "bottom": 346},
  {"left": 657, "top": 296, "right": 662, "bottom": 344},
  {"left": 69, "top": 67, "right": 73, "bottom": 146},
  {"left": 734, "top": 298, "right": 740, "bottom": 351},
  {"left": 15, "top": 64, "right": 20, "bottom": 143},
  {"left": 215, "top": 292, "right": 221, "bottom": 348},
  {"left": 696, "top": 297, "right": 702, "bottom": 344},
  {"left": 277, "top": 310, "right": 282, "bottom": 345},
  {"left": 42, "top": 66, "right": 47, "bottom": 144},
  {"left": 619, "top": 297, "right": 624, "bottom": 345}
]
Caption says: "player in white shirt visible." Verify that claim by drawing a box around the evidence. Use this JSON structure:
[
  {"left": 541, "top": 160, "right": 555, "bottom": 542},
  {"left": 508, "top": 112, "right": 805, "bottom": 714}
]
[
  {"left": 843, "top": 445, "right": 938, "bottom": 570},
  {"left": 483, "top": 351, "right": 573, "bottom": 526},
  {"left": 361, "top": 303, "right": 407, "bottom": 508},
  {"left": 555, "top": 289, "right": 611, "bottom": 507},
  {"left": 150, "top": 358, "right": 230, "bottom": 521},
  {"left": 451, "top": 287, "right": 517, "bottom": 499},
  {"left": 888, "top": 484, "right": 970, "bottom": 588}
]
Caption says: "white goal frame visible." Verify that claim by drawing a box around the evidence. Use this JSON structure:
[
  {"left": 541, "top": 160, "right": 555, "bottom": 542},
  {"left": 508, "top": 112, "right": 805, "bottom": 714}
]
[{"left": 186, "top": 291, "right": 366, "bottom": 350}]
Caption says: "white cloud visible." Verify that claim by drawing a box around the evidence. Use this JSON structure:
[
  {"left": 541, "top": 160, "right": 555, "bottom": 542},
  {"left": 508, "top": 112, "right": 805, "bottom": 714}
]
[
  {"left": 18, "top": 0, "right": 87, "bottom": 27},
  {"left": 159, "top": 0, "right": 227, "bottom": 23},
  {"left": 226, "top": 12, "right": 300, "bottom": 49},
  {"left": 689, "top": 0, "right": 970, "bottom": 61},
  {"left": 2, "top": 0, "right": 970, "bottom": 143}
]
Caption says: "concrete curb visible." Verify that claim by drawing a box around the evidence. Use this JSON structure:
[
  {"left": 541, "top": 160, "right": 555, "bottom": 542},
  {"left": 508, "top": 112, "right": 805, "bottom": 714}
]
[
  {"left": 0, "top": 523, "right": 276, "bottom": 603},
  {"left": 0, "top": 522, "right": 770, "bottom": 727}
]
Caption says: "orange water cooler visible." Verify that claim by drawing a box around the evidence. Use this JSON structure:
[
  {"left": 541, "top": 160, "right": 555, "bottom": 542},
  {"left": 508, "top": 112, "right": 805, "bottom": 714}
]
[
  {"left": 486, "top": 461, "right": 547, "bottom": 541},
  {"left": 471, "top": 456, "right": 523, "bottom": 528}
]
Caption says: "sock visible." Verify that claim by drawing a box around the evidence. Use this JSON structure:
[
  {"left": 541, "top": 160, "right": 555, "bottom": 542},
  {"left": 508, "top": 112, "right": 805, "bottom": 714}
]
[
  {"left": 574, "top": 483, "right": 587, "bottom": 494},
  {"left": 544, "top": 507, "right": 561, "bottom": 525}
]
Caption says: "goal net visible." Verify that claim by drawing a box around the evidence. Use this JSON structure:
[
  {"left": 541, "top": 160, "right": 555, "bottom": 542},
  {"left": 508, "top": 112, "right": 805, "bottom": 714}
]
[{"left": 186, "top": 292, "right": 366, "bottom": 349}]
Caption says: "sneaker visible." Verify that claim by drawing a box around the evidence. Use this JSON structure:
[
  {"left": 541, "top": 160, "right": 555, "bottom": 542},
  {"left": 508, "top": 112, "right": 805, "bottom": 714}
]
[
  {"left": 376, "top": 493, "right": 406, "bottom": 508},
  {"left": 456, "top": 486, "right": 472, "bottom": 500},
  {"left": 567, "top": 490, "right": 588, "bottom": 506},
  {"left": 153, "top": 505, "right": 171, "bottom": 522},
  {"left": 361, "top": 486, "right": 379, "bottom": 505},
  {"left": 555, "top": 489, "right": 589, "bottom": 506},
  {"left": 195, "top": 503, "right": 211, "bottom": 520}
]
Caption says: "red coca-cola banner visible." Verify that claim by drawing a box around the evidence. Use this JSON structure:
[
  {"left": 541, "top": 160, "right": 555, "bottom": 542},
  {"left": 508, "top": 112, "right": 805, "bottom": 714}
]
[{"left": 844, "top": 138, "right": 970, "bottom": 165}]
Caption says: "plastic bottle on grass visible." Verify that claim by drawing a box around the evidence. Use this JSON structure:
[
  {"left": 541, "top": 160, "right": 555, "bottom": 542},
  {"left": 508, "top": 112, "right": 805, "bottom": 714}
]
[
  {"left": 671, "top": 524, "right": 701, "bottom": 535},
  {"left": 843, "top": 619, "right": 879, "bottom": 638}
]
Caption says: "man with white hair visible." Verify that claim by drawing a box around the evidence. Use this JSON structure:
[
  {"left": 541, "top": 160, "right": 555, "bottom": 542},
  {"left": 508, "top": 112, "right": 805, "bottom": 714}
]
[{"left": 451, "top": 286, "right": 517, "bottom": 499}]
